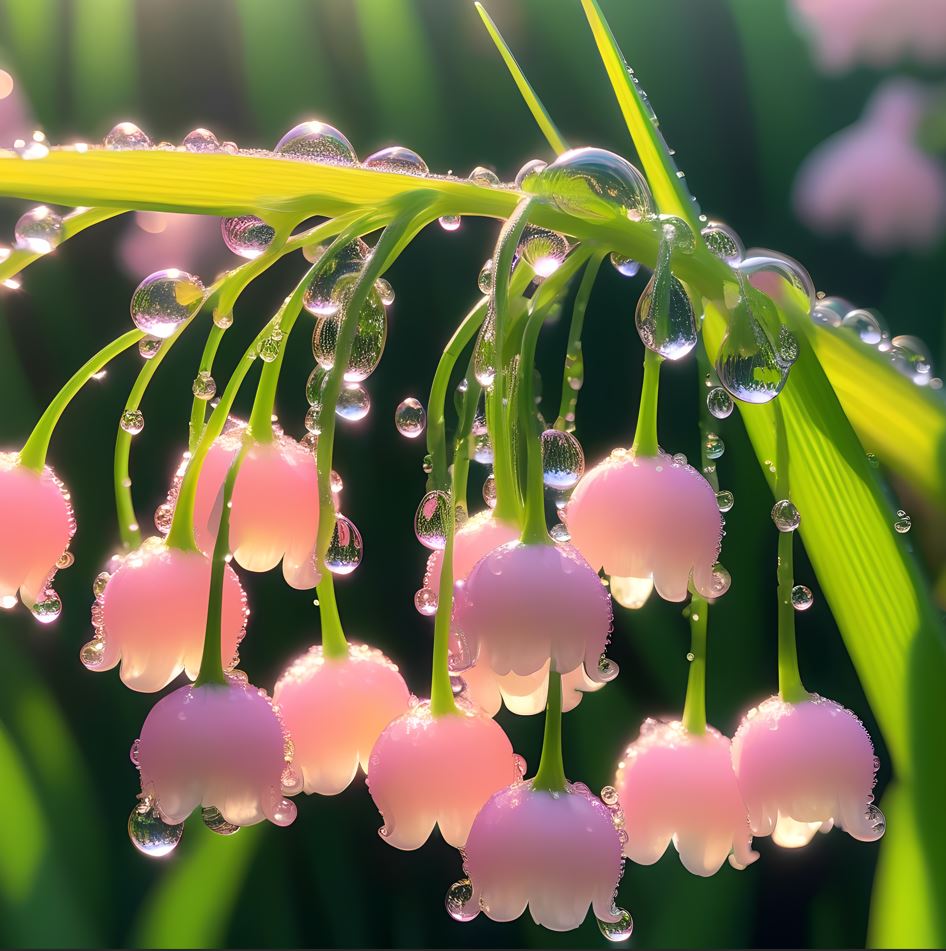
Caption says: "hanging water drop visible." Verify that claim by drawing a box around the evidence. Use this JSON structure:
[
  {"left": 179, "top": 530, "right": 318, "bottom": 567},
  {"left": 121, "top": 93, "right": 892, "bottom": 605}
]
[
  {"left": 201, "top": 806, "right": 240, "bottom": 835},
  {"left": 191, "top": 371, "right": 216, "bottom": 400},
  {"left": 597, "top": 907, "right": 634, "bottom": 942},
  {"left": 791, "top": 585, "right": 813, "bottom": 611},
  {"left": 739, "top": 252, "right": 816, "bottom": 313},
  {"left": 120, "top": 409, "right": 145, "bottom": 435},
  {"left": 273, "top": 121, "right": 357, "bottom": 165},
  {"left": 257, "top": 329, "right": 282, "bottom": 363},
  {"left": 221, "top": 215, "right": 275, "bottom": 259},
  {"left": 610, "top": 252, "right": 640, "bottom": 277},
  {"left": 312, "top": 277, "right": 387, "bottom": 382},
  {"left": 471, "top": 417, "right": 493, "bottom": 464},
  {"left": 715, "top": 301, "right": 787, "bottom": 404},
  {"left": 128, "top": 802, "right": 184, "bottom": 857},
  {"left": 138, "top": 337, "right": 162, "bottom": 360},
  {"left": 700, "top": 221, "right": 744, "bottom": 263},
  {"left": 893, "top": 510, "right": 912, "bottom": 534},
  {"left": 105, "top": 121, "right": 151, "bottom": 150},
  {"left": 375, "top": 277, "right": 395, "bottom": 306},
  {"left": 30, "top": 590, "right": 62, "bottom": 623},
  {"left": 482, "top": 472, "right": 497, "bottom": 509},
  {"left": 771, "top": 499, "right": 800, "bottom": 532},
  {"left": 80, "top": 637, "right": 106, "bottom": 669},
  {"left": 438, "top": 214, "right": 461, "bottom": 232},
  {"left": 635, "top": 272, "right": 699, "bottom": 361},
  {"left": 865, "top": 803, "right": 886, "bottom": 838},
  {"left": 324, "top": 514, "right": 363, "bottom": 574},
  {"left": 445, "top": 879, "right": 478, "bottom": 922},
  {"left": 518, "top": 226, "right": 568, "bottom": 278},
  {"left": 541, "top": 429, "right": 585, "bottom": 490},
  {"left": 395, "top": 398, "right": 426, "bottom": 438},
  {"left": 414, "top": 588, "right": 438, "bottom": 616},
  {"left": 477, "top": 259, "right": 494, "bottom": 294},
  {"left": 715, "top": 490, "right": 734, "bottom": 513},
  {"left": 302, "top": 239, "right": 370, "bottom": 316},
  {"left": 708, "top": 563, "right": 731, "bottom": 598},
  {"left": 14, "top": 206, "right": 64, "bottom": 254},
  {"left": 131, "top": 269, "right": 206, "bottom": 338},
  {"left": 415, "top": 490, "right": 452, "bottom": 550},
  {"left": 335, "top": 382, "right": 370, "bottom": 421},
  {"left": 473, "top": 306, "right": 497, "bottom": 387},
  {"left": 704, "top": 432, "right": 725, "bottom": 460},
  {"left": 706, "top": 386, "right": 733, "bottom": 419}
]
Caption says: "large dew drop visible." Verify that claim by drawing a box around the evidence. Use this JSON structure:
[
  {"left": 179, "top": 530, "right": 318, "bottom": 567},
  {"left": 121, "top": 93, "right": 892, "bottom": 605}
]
[
  {"left": 715, "top": 303, "right": 787, "bottom": 404},
  {"left": 131, "top": 269, "right": 206, "bottom": 338},
  {"left": 598, "top": 907, "right": 634, "bottom": 942},
  {"left": 700, "top": 221, "right": 744, "bottom": 263},
  {"left": 517, "top": 226, "right": 568, "bottom": 277},
  {"left": 610, "top": 253, "right": 640, "bottom": 277},
  {"left": 335, "top": 382, "right": 370, "bottom": 421},
  {"left": 414, "top": 490, "right": 452, "bottom": 550},
  {"left": 221, "top": 215, "right": 275, "bottom": 259},
  {"left": 541, "top": 429, "right": 585, "bottom": 490},
  {"left": 707, "top": 386, "right": 733, "bottom": 419},
  {"left": 739, "top": 251, "right": 816, "bottom": 314},
  {"left": 395, "top": 398, "right": 426, "bottom": 438},
  {"left": 362, "top": 146, "right": 428, "bottom": 175},
  {"left": 273, "top": 121, "right": 357, "bottom": 165},
  {"left": 303, "top": 240, "right": 370, "bottom": 317},
  {"left": 771, "top": 499, "right": 801, "bottom": 532},
  {"left": 473, "top": 306, "right": 497, "bottom": 387},
  {"left": 312, "top": 276, "right": 387, "bottom": 382},
  {"left": 445, "top": 879, "right": 478, "bottom": 922},
  {"left": 840, "top": 308, "right": 886, "bottom": 346},
  {"left": 201, "top": 805, "right": 240, "bottom": 836},
  {"left": 14, "top": 206, "right": 64, "bottom": 254},
  {"left": 325, "top": 514, "right": 363, "bottom": 574},
  {"left": 120, "top": 409, "right": 144, "bottom": 435},
  {"left": 128, "top": 803, "right": 184, "bottom": 858},
  {"left": 635, "top": 272, "right": 699, "bottom": 361},
  {"left": 104, "top": 121, "right": 151, "bottom": 150},
  {"left": 182, "top": 128, "right": 220, "bottom": 152},
  {"left": 525, "top": 147, "right": 654, "bottom": 221}
]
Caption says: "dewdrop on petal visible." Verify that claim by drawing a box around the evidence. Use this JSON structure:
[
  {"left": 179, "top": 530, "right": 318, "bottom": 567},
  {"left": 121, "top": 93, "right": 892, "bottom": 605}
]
[
  {"left": 566, "top": 449, "right": 722, "bottom": 602},
  {"left": 731, "top": 694, "right": 885, "bottom": 847},
  {"left": 273, "top": 643, "right": 410, "bottom": 795},
  {"left": 613, "top": 719, "right": 758, "bottom": 876}
]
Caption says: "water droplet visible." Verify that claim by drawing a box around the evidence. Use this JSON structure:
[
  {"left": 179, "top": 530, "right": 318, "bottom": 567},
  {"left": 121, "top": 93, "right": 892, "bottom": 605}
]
[
  {"left": 518, "top": 226, "right": 568, "bottom": 278},
  {"left": 154, "top": 502, "right": 174, "bottom": 534},
  {"left": 375, "top": 277, "right": 395, "bottom": 306},
  {"left": 791, "top": 585, "right": 813, "bottom": 611},
  {"left": 841, "top": 308, "right": 886, "bottom": 346},
  {"left": 686, "top": 651, "right": 695, "bottom": 662},
  {"left": 482, "top": 472, "right": 497, "bottom": 509},
  {"left": 716, "top": 299, "right": 787, "bottom": 404},
  {"left": 305, "top": 366, "right": 326, "bottom": 406},
  {"left": 14, "top": 205, "right": 63, "bottom": 254},
  {"left": 445, "top": 879, "right": 478, "bottom": 922},
  {"left": 549, "top": 521, "right": 569, "bottom": 542},
  {"left": 771, "top": 499, "right": 800, "bottom": 532},
  {"left": 273, "top": 121, "right": 357, "bottom": 164},
  {"left": 80, "top": 637, "right": 106, "bottom": 669},
  {"left": 811, "top": 296, "right": 851, "bottom": 329},
  {"left": 138, "top": 337, "right": 162, "bottom": 360},
  {"left": 395, "top": 397, "right": 426, "bottom": 438},
  {"left": 889, "top": 335, "right": 933, "bottom": 384},
  {"left": 598, "top": 655, "right": 620, "bottom": 681},
  {"left": 739, "top": 252, "right": 816, "bottom": 313},
  {"left": 201, "top": 805, "right": 240, "bottom": 835},
  {"left": 526, "top": 147, "right": 654, "bottom": 221},
  {"left": 601, "top": 785, "right": 619, "bottom": 807},
  {"left": 414, "top": 587, "right": 438, "bottom": 616},
  {"left": 325, "top": 514, "right": 363, "bottom": 574},
  {"left": 541, "top": 429, "right": 585, "bottom": 489},
  {"left": 182, "top": 127, "right": 220, "bottom": 152},
  {"left": 610, "top": 575, "right": 654, "bottom": 610},
  {"left": 29, "top": 590, "right": 61, "bottom": 623},
  {"left": 707, "top": 386, "right": 733, "bottom": 419},
  {"left": 120, "top": 409, "right": 145, "bottom": 435},
  {"left": 302, "top": 239, "right": 370, "bottom": 317},
  {"left": 257, "top": 329, "right": 283, "bottom": 363},
  {"left": 865, "top": 803, "right": 886, "bottom": 839},
  {"left": 708, "top": 563, "right": 731, "bottom": 598},
  {"left": 438, "top": 214, "right": 461, "bottom": 232},
  {"left": 105, "top": 121, "right": 151, "bottom": 150},
  {"left": 128, "top": 804, "right": 184, "bottom": 857},
  {"left": 866, "top": 451, "right": 879, "bottom": 468},
  {"left": 894, "top": 510, "right": 912, "bottom": 534},
  {"left": 131, "top": 269, "right": 206, "bottom": 338},
  {"left": 213, "top": 310, "right": 233, "bottom": 329},
  {"left": 221, "top": 215, "right": 275, "bottom": 259},
  {"left": 700, "top": 221, "right": 744, "bottom": 263},
  {"left": 715, "top": 490, "right": 734, "bottom": 513},
  {"left": 473, "top": 306, "right": 497, "bottom": 387},
  {"left": 92, "top": 571, "right": 110, "bottom": 597},
  {"left": 635, "top": 271, "right": 698, "bottom": 360},
  {"left": 776, "top": 326, "right": 799, "bottom": 368},
  {"left": 415, "top": 490, "right": 452, "bottom": 550},
  {"left": 597, "top": 907, "right": 634, "bottom": 942},
  {"left": 610, "top": 252, "right": 640, "bottom": 277},
  {"left": 330, "top": 470, "right": 343, "bottom": 494},
  {"left": 129, "top": 739, "right": 141, "bottom": 766},
  {"left": 704, "top": 432, "right": 725, "bottom": 460},
  {"left": 312, "top": 276, "right": 386, "bottom": 382},
  {"left": 362, "top": 146, "right": 428, "bottom": 175},
  {"left": 335, "top": 382, "right": 370, "bottom": 421},
  {"left": 469, "top": 165, "right": 501, "bottom": 187},
  {"left": 192, "top": 371, "right": 216, "bottom": 400},
  {"left": 477, "top": 259, "right": 494, "bottom": 295},
  {"left": 514, "top": 158, "right": 547, "bottom": 189}
]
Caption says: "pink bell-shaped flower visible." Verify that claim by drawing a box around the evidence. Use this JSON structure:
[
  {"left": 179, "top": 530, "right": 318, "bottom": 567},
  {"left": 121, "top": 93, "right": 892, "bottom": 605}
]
[
  {"left": 731, "top": 694, "right": 885, "bottom": 847},
  {"left": 81, "top": 536, "right": 247, "bottom": 693},
  {"left": 165, "top": 419, "right": 320, "bottom": 589},
  {"left": 456, "top": 778, "right": 629, "bottom": 934},
  {"left": 612, "top": 718, "right": 758, "bottom": 876},
  {"left": 366, "top": 697, "right": 521, "bottom": 850},
  {"left": 566, "top": 448, "right": 722, "bottom": 602},
  {"left": 273, "top": 642, "right": 411, "bottom": 795},
  {"left": 0, "top": 452, "right": 75, "bottom": 615},
  {"left": 452, "top": 540, "right": 613, "bottom": 684},
  {"left": 133, "top": 675, "right": 298, "bottom": 832}
]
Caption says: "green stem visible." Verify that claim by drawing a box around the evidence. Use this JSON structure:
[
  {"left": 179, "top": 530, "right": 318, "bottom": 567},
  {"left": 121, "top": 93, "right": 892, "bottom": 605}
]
[
  {"left": 315, "top": 572, "right": 349, "bottom": 660},
  {"left": 682, "top": 597, "right": 707, "bottom": 734},
  {"left": 630, "top": 347, "right": 662, "bottom": 457},
  {"left": 518, "top": 303, "right": 552, "bottom": 546},
  {"left": 189, "top": 324, "right": 226, "bottom": 453},
  {"left": 194, "top": 442, "right": 247, "bottom": 687},
  {"left": 531, "top": 671, "right": 567, "bottom": 792},
  {"left": 487, "top": 199, "right": 534, "bottom": 526},
  {"left": 554, "top": 251, "right": 603, "bottom": 432},
  {"left": 774, "top": 402, "right": 809, "bottom": 703},
  {"left": 19, "top": 329, "right": 143, "bottom": 472}
]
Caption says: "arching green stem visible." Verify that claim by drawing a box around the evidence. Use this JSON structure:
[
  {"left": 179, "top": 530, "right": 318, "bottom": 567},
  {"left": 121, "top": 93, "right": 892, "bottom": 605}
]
[
  {"left": 682, "top": 599, "right": 708, "bottom": 734},
  {"left": 774, "top": 401, "right": 810, "bottom": 704},
  {"left": 518, "top": 302, "right": 552, "bottom": 547},
  {"left": 630, "top": 347, "right": 662, "bottom": 457},
  {"left": 531, "top": 671, "right": 567, "bottom": 792},
  {"left": 194, "top": 441, "right": 248, "bottom": 687},
  {"left": 315, "top": 573, "right": 348, "bottom": 660},
  {"left": 19, "top": 329, "right": 143, "bottom": 473}
]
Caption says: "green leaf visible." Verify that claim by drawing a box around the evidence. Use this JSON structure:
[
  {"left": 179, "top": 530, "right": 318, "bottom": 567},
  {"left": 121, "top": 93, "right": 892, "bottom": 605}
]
[
  {"left": 475, "top": 3, "right": 569, "bottom": 156},
  {"left": 703, "top": 297, "right": 946, "bottom": 948},
  {"left": 579, "top": 0, "right": 700, "bottom": 229}
]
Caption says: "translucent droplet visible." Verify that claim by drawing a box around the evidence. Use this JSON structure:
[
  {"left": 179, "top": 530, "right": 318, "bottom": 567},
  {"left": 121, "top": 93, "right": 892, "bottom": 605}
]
[
  {"left": 30, "top": 590, "right": 62, "bottom": 623},
  {"left": 80, "top": 637, "right": 106, "bottom": 669},
  {"left": 776, "top": 326, "right": 799, "bottom": 368},
  {"left": 138, "top": 337, "right": 162, "bottom": 360},
  {"left": 395, "top": 398, "right": 426, "bottom": 438},
  {"left": 841, "top": 308, "right": 886, "bottom": 346},
  {"left": 708, "top": 563, "right": 731, "bottom": 598},
  {"left": 469, "top": 166, "right": 501, "bottom": 187},
  {"left": 273, "top": 121, "right": 356, "bottom": 165},
  {"left": 889, "top": 335, "right": 933, "bottom": 384},
  {"left": 473, "top": 306, "right": 497, "bottom": 387},
  {"left": 305, "top": 366, "right": 325, "bottom": 406},
  {"left": 131, "top": 269, "right": 206, "bottom": 338},
  {"left": 302, "top": 239, "right": 370, "bottom": 317},
  {"left": 811, "top": 296, "right": 851, "bottom": 329},
  {"left": 201, "top": 805, "right": 240, "bottom": 835},
  {"left": 182, "top": 127, "right": 220, "bottom": 152},
  {"left": 312, "top": 277, "right": 386, "bottom": 382},
  {"left": 477, "top": 259, "right": 494, "bottom": 294},
  {"left": 257, "top": 329, "right": 282, "bottom": 363},
  {"left": 375, "top": 277, "right": 395, "bottom": 306},
  {"left": 526, "top": 147, "right": 654, "bottom": 221},
  {"left": 120, "top": 409, "right": 145, "bottom": 435},
  {"left": 514, "top": 158, "right": 547, "bottom": 189},
  {"left": 610, "top": 252, "right": 640, "bottom": 277},
  {"left": 105, "top": 121, "right": 151, "bottom": 150},
  {"left": 92, "top": 571, "right": 110, "bottom": 597},
  {"left": 324, "top": 514, "right": 363, "bottom": 575},
  {"left": 686, "top": 651, "right": 695, "bottom": 662},
  {"left": 610, "top": 575, "right": 654, "bottom": 610},
  {"left": 791, "top": 584, "right": 813, "bottom": 611},
  {"left": 598, "top": 655, "right": 620, "bottom": 681},
  {"left": 482, "top": 472, "right": 497, "bottom": 509},
  {"left": 192, "top": 371, "right": 216, "bottom": 401},
  {"left": 362, "top": 146, "right": 428, "bottom": 175},
  {"left": 704, "top": 432, "right": 725, "bottom": 460},
  {"left": 471, "top": 417, "right": 493, "bottom": 464},
  {"left": 706, "top": 386, "right": 733, "bottom": 419},
  {"left": 715, "top": 490, "right": 734, "bottom": 513},
  {"left": 635, "top": 271, "right": 698, "bottom": 360},
  {"left": 518, "top": 226, "right": 568, "bottom": 278},
  {"left": 865, "top": 803, "right": 886, "bottom": 839},
  {"left": 601, "top": 785, "right": 619, "bottom": 807},
  {"left": 541, "top": 429, "right": 585, "bottom": 489},
  {"left": 438, "top": 214, "right": 461, "bottom": 232},
  {"left": 415, "top": 587, "right": 438, "bottom": 616},
  {"left": 415, "top": 490, "right": 452, "bottom": 550},
  {"left": 129, "top": 739, "right": 141, "bottom": 766},
  {"left": 894, "top": 510, "right": 912, "bottom": 534},
  {"left": 330, "top": 470, "right": 343, "bottom": 495},
  {"left": 154, "top": 502, "right": 174, "bottom": 534},
  {"left": 128, "top": 804, "right": 184, "bottom": 857},
  {"left": 739, "top": 252, "right": 816, "bottom": 313},
  {"left": 597, "top": 907, "right": 634, "bottom": 942},
  {"left": 659, "top": 215, "right": 696, "bottom": 253},
  {"left": 335, "top": 382, "right": 370, "bottom": 421},
  {"left": 221, "top": 215, "right": 275, "bottom": 259},
  {"left": 700, "top": 221, "right": 744, "bottom": 263},
  {"left": 716, "top": 303, "right": 787, "bottom": 404},
  {"left": 771, "top": 499, "right": 800, "bottom": 532},
  {"left": 445, "top": 879, "right": 478, "bottom": 922},
  {"left": 14, "top": 205, "right": 63, "bottom": 254}
]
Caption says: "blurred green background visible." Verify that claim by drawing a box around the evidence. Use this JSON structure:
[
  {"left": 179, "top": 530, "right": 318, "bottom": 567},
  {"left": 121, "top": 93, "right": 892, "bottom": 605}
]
[{"left": 0, "top": 0, "right": 943, "bottom": 947}]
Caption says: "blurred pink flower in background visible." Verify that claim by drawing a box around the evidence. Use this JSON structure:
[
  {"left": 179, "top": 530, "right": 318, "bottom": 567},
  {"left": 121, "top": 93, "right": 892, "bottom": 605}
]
[
  {"left": 791, "top": 0, "right": 946, "bottom": 73},
  {"left": 0, "top": 70, "right": 32, "bottom": 145},
  {"left": 794, "top": 79, "right": 946, "bottom": 253},
  {"left": 119, "top": 211, "right": 229, "bottom": 281}
]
